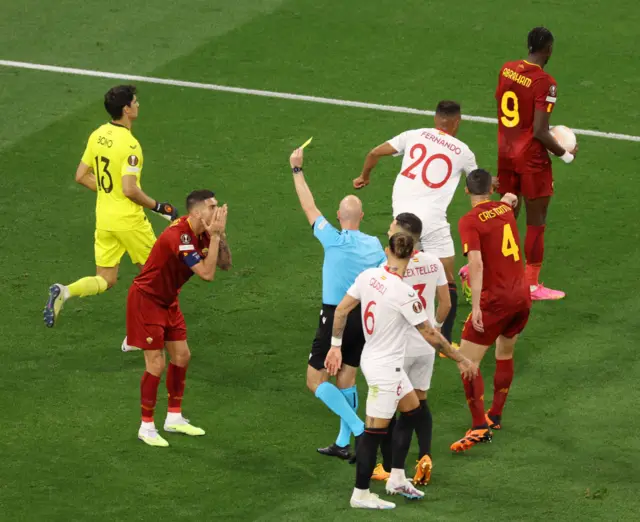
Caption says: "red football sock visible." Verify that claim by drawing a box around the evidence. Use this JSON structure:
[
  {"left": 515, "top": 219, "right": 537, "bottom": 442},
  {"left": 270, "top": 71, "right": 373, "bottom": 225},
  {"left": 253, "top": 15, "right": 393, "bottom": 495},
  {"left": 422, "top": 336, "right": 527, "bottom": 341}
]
[
  {"left": 525, "top": 225, "right": 545, "bottom": 286},
  {"left": 462, "top": 370, "right": 486, "bottom": 428},
  {"left": 166, "top": 363, "right": 188, "bottom": 413},
  {"left": 489, "top": 358, "right": 514, "bottom": 417},
  {"left": 140, "top": 371, "right": 161, "bottom": 422}
]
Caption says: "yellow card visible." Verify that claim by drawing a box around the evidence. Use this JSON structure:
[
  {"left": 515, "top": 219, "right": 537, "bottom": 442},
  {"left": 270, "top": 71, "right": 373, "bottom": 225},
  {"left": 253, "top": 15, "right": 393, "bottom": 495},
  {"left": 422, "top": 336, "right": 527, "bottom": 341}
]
[{"left": 300, "top": 137, "right": 313, "bottom": 149}]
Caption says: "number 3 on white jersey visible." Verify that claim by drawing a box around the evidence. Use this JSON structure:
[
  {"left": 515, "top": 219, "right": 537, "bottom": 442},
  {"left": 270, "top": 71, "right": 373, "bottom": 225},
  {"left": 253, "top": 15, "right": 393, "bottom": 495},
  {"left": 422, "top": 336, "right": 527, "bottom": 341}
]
[{"left": 400, "top": 144, "right": 453, "bottom": 188}]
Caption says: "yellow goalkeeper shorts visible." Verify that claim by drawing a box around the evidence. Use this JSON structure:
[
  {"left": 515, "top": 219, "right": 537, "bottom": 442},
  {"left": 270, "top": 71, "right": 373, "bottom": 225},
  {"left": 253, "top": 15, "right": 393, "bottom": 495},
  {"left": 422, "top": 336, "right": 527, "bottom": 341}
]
[{"left": 94, "top": 220, "right": 156, "bottom": 267}]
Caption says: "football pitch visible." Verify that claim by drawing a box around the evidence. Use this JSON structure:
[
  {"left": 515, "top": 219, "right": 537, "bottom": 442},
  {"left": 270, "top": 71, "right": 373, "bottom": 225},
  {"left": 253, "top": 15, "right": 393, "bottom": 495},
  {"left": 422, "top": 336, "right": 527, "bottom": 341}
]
[{"left": 1, "top": 1, "right": 639, "bottom": 520}]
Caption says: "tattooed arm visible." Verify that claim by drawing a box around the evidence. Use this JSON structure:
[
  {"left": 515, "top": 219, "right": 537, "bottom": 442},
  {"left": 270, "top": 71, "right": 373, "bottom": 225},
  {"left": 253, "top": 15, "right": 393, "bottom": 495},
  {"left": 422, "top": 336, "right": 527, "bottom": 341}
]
[
  {"left": 415, "top": 320, "right": 478, "bottom": 379},
  {"left": 216, "top": 234, "right": 232, "bottom": 271}
]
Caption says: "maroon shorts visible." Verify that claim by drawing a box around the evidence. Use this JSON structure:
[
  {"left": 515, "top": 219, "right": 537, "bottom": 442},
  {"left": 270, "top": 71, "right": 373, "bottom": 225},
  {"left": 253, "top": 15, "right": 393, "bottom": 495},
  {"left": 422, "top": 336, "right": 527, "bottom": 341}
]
[
  {"left": 498, "top": 162, "right": 554, "bottom": 199},
  {"left": 462, "top": 306, "right": 530, "bottom": 347},
  {"left": 126, "top": 285, "right": 187, "bottom": 350}
]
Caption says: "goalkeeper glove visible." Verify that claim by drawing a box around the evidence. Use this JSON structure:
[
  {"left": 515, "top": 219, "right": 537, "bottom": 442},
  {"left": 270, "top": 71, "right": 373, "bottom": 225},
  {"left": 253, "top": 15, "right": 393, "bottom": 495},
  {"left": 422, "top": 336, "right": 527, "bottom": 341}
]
[{"left": 153, "top": 201, "right": 179, "bottom": 221}]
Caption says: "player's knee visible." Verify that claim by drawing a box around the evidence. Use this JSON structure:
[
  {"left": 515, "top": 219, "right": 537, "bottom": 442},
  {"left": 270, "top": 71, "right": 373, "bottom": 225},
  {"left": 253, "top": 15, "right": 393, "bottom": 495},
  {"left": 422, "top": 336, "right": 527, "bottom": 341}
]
[
  {"left": 99, "top": 272, "right": 118, "bottom": 288},
  {"left": 145, "top": 353, "right": 165, "bottom": 376},
  {"left": 306, "top": 366, "right": 326, "bottom": 394},
  {"left": 172, "top": 348, "right": 191, "bottom": 367}
]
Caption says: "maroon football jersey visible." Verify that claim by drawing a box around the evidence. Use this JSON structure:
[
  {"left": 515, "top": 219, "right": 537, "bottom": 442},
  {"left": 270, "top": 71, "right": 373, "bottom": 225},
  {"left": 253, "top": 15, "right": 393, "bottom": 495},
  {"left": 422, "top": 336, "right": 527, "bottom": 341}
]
[
  {"left": 496, "top": 60, "right": 558, "bottom": 172},
  {"left": 133, "top": 217, "right": 210, "bottom": 306},
  {"left": 458, "top": 201, "right": 530, "bottom": 312}
]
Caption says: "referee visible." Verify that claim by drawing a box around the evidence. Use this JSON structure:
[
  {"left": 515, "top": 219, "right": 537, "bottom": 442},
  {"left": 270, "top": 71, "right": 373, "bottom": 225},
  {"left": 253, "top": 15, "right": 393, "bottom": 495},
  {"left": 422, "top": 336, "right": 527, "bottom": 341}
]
[{"left": 289, "top": 147, "right": 386, "bottom": 460}]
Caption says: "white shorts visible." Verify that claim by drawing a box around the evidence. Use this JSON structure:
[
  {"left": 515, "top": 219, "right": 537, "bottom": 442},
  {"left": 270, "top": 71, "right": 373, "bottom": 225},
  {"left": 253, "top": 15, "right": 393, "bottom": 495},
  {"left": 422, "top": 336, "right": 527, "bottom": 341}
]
[
  {"left": 363, "top": 368, "right": 414, "bottom": 419},
  {"left": 417, "top": 222, "right": 454, "bottom": 258},
  {"left": 404, "top": 352, "right": 435, "bottom": 392}
]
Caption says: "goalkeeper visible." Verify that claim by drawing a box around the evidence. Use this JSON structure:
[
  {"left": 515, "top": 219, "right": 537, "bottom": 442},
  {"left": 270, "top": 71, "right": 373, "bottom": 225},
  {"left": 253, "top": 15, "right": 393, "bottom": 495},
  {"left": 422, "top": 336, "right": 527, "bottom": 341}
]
[{"left": 44, "top": 85, "right": 178, "bottom": 328}]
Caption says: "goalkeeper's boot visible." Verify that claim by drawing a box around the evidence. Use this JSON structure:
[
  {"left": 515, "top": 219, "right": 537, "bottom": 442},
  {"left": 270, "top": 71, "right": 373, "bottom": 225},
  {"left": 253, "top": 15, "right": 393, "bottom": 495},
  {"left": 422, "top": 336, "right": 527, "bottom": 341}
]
[
  {"left": 164, "top": 415, "right": 205, "bottom": 436},
  {"left": 43, "top": 284, "right": 68, "bottom": 328},
  {"left": 450, "top": 428, "right": 492, "bottom": 453}
]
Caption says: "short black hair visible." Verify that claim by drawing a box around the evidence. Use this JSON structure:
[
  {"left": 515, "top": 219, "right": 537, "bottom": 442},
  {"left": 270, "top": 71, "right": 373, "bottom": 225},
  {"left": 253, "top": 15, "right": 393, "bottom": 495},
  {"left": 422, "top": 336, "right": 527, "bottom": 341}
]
[
  {"left": 186, "top": 189, "right": 216, "bottom": 211},
  {"left": 435, "top": 100, "right": 461, "bottom": 117},
  {"left": 466, "top": 169, "right": 493, "bottom": 195},
  {"left": 389, "top": 232, "right": 414, "bottom": 260},
  {"left": 528, "top": 27, "right": 554, "bottom": 54},
  {"left": 104, "top": 85, "right": 137, "bottom": 119},
  {"left": 395, "top": 213, "right": 423, "bottom": 238}
]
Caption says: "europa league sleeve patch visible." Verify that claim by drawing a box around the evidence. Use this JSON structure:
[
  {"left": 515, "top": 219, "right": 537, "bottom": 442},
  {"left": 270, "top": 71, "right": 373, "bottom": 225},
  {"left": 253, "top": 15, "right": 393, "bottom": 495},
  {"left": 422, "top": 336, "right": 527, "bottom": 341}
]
[
  {"left": 412, "top": 301, "right": 424, "bottom": 314},
  {"left": 128, "top": 155, "right": 139, "bottom": 166}
]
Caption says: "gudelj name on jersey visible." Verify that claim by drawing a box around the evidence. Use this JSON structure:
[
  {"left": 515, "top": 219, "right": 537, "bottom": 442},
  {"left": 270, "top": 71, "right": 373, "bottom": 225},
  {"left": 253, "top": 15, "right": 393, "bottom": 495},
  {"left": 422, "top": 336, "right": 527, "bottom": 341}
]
[{"left": 369, "top": 277, "right": 388, "bottom": 296}]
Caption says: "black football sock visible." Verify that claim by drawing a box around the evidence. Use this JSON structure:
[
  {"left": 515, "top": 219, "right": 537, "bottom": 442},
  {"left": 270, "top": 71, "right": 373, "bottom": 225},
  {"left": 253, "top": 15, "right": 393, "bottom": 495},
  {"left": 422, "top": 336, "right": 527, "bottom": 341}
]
[
  {"left": 355, "top": 428, "right": 387, "bottom": 490},
  {"left": 415, "top": 399, "right": 433, "bottom": 458},
  {"left": 391, "top": 407, "right": 420, "bottom": 470},
  {"left": 380, "top": 415, "right": 396, "bottom": 473},
  {"left": 442, "top": 282, "right": 458, "bottom": 343}
]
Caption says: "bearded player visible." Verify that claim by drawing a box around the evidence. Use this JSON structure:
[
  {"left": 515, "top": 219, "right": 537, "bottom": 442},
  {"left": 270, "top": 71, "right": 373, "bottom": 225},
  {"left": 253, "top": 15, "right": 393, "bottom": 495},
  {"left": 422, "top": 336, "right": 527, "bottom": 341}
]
[
  {"left": 44, "top": 85, "right": 178, "bottom": 328},
  {"left": 450, "top": 170, "right": 530, "bottom": 452},
  {"left": 354, "top": 101, "right": 478, "bottom": 346},
  {"left": 126, "top": 191, "right": 231, "bottom": 447},
  {"left": 491, "top": 27, "right": 578, "bottom": 301}
]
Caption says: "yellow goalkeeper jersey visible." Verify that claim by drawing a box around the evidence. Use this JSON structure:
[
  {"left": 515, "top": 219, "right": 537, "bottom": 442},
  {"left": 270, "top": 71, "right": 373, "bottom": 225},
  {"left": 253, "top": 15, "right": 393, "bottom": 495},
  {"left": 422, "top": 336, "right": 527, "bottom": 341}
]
[{"left": 81, "top": 122, "right": 146, "bottom": 231}]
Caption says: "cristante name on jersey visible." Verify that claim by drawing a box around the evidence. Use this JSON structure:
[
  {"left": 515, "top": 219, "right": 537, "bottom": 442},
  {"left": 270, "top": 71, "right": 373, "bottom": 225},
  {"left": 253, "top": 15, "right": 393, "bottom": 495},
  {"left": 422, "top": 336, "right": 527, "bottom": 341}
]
[
  {"left": 419, "top": 131, "right": 462, "bottom": 155},
  {"left": 478, "top": 203, "right": 513, "bottom": 222},
  {"left": 405, "top": 264, "right": 439, "bottom": 278},
  {"left": 502, "top": 68, "right": 532, "bottom": 88}
]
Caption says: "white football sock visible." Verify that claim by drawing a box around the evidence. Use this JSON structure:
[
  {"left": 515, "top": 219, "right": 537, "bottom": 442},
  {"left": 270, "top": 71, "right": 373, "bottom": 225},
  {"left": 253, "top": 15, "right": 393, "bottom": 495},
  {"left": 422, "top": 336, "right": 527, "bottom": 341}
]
[
  {"left": 351, "top": 488, "right": 369, "bottom": 500},
  {"left": 140, "top": 420, "right": 156, "bottom": 432},
  {"left": 165, "top": 412, "right": 184, "bottom": 425},
  {"left": 390, "top": 468, "right": 406, "bottom": 482}
]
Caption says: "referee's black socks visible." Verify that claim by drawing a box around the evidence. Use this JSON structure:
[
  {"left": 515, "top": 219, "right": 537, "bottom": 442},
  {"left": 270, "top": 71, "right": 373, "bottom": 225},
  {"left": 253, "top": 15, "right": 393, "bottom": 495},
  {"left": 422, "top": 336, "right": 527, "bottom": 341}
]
[
  {"left": 442, "top": 282, "right": 458, "bottom": 343},
  {"left": 355, "top": 428, "right": 387, "bottom": 490}
]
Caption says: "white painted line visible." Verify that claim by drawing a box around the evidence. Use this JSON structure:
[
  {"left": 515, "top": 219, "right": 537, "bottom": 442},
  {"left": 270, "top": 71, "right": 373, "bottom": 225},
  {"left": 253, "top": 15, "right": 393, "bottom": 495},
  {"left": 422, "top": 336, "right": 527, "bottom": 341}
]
[{"left": 1, "top": 59, "right": 638, "bottom": 143}]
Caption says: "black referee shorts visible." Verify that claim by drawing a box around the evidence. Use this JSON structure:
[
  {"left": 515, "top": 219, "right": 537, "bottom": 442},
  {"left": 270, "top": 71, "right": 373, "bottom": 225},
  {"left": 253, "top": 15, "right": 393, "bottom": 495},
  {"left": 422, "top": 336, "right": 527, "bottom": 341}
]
[{"left": 308, "top": 304, "right": 365, "bottom": 371}]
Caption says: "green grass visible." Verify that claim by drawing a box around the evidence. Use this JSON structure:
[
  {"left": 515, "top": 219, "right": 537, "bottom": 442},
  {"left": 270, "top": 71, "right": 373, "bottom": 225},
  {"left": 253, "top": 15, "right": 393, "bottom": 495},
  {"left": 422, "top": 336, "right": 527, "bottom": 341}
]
[{"left": 1, "top": 1, "right": 639, "bottom": 520}]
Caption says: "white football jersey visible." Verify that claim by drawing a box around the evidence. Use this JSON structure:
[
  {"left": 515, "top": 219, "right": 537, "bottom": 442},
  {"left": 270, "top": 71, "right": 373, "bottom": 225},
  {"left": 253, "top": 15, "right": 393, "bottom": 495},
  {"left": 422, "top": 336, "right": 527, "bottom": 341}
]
[
  {"left": 388, "top": 128, "right": 477, "bottom": 223},
  {"left": 348, "top": 266, "right": 428, "bottom": 369},
  {"left": 402, "top": 251, "right": 448, "bottom": 357}
]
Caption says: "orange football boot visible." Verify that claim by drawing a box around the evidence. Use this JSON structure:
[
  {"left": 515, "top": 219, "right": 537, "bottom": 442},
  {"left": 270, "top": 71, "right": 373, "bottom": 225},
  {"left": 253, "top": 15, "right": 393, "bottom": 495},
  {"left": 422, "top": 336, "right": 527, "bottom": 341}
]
[
  {"left": 485, "top": 411, "right": 502, "bottom": 430},
  {"left": 450, "top": 428, "right": 492, "bottom": 453},
  {"left": 371, "top": 463, "right": 391, "bottom": 481},
  {"left": 413, "top": 455, "right": 433, "bottom": 485}
]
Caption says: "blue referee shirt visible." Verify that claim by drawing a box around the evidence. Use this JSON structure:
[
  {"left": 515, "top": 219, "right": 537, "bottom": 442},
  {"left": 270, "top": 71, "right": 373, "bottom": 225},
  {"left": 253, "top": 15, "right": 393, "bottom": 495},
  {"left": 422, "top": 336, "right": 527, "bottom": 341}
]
[{"left": 313, "top": 216, "right": 386, "bottom": 306}]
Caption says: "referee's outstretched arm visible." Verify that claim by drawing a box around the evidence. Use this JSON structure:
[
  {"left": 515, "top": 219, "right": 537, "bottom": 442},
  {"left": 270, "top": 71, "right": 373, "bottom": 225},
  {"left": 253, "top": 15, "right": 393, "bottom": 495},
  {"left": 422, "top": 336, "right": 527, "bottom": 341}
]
[{"left": 290, "top": 148, "right": 322, "bottom": 226}]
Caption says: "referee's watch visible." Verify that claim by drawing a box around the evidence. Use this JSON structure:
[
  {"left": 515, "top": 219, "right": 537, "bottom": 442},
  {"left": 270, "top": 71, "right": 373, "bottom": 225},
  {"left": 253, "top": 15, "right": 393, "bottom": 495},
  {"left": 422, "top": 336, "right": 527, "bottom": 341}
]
[{"left": 292, "top": 166, "right": 303, "bottom": 174}]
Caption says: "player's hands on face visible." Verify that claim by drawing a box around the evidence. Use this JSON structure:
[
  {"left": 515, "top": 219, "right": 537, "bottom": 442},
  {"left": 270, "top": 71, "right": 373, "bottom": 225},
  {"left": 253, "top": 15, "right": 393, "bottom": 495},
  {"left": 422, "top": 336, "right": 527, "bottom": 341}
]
[
  {"left": 203, "top": 204, "right": 228, "bottom": 236},
  {"left": 324, "top": 347, "right": 342, "bottom": 376},
  {"left": 458, "top": 357, "right": 479, "bottom": 380},
  {"left": 472, "top": 306, "right": 484, "bottom": 333},
  {"left": 353, "top": 176, "right": 370, "bottom": 189},
  {"left": 290, "top": 148, "right": 303, "bottom": 169}
]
